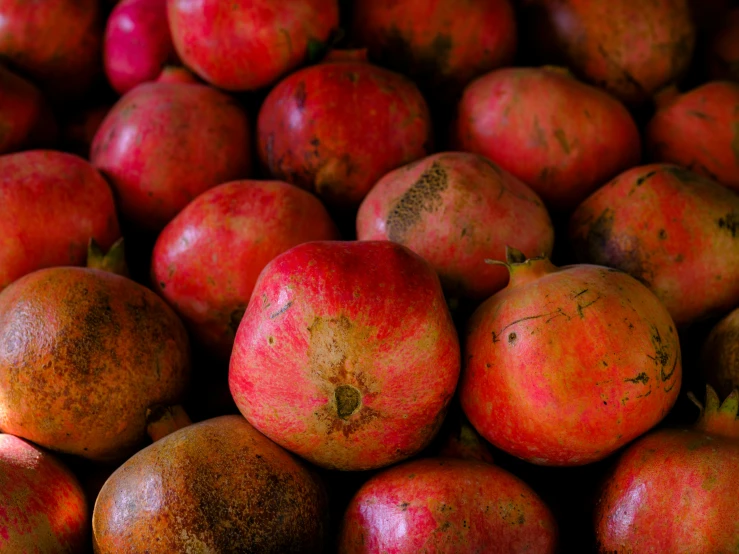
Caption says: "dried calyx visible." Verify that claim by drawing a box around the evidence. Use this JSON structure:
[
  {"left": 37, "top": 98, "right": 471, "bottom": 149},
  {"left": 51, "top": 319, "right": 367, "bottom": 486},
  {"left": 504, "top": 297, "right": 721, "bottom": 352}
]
[{"left": 688, "top": 385, "right": 739, "bottom": 440}]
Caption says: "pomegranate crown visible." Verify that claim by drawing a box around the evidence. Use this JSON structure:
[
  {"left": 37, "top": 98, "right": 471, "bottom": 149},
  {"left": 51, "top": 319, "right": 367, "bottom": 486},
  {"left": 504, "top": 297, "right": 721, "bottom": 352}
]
[
  {"left": 484, "top": 246, "right": 556, "bottom": 287},
  {"left": 688, "top": 385, "right": 739, "bottom": 440}
]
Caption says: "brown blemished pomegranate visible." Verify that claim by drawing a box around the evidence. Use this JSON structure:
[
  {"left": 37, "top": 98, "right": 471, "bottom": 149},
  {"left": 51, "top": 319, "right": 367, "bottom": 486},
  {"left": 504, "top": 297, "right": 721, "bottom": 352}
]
[{"left": 701, "top": 305, "right": 739, "bottom": 397}]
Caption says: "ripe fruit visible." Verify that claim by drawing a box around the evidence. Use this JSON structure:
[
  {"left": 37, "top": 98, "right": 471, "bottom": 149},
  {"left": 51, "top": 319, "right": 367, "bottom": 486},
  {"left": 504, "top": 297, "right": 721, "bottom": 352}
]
[
  {"left": 0, "top": 434, "right": 88, "bottom": 553},
  {"left": 93, "top": 415, "right": 328, "bottom": 553},
  {"left": 356, "top": 151, "right": 554, "bottom": 300},
  {"left": 0, "top": 263, "right": 191, "bottom": 461},
  {"left": 91, "top": 69, "right": 252, "bottom": 232},
  {"left": 461, "top": 248, "right": 681, "bottom": 466},
  {"left": 339, "top": 457, "right": 558, "bottom": 553},
  {"left": 595, "top": 386, "right": 739, "bottom": 552},
  {"left": 453, "top": 66, "right": 641, "bottom": 211},
  {"left": 521, "top": 0, "right": 695, "bottom": 105},
  {"left": 257, "top": 50, "right": 433, "bottom": 209},
  {"left": 104, "top": 0, "right": 178, "bottom": 94},
  {"left": 646, "top": 82, "right": 739, "bottom": 192},
  {"left": 569, "top": 164, "right": 739, "bottom": 326},
  {"left": 351, "top": 0, "right": 517, "bottom": 102},
  {"left": 0, "top": 150, "right": 120, "bottom": 291},
  {"left": 701, "top": 306, "right": 739, "bottom": 397},
  {"left": 152, "top": 179, "right": 340, "bottom": 359},
  {"left": 167, "top": 0, "right": 339, "bottom": 91},
  {"left": 229, "top": 241, "right": 460, "bottom": 471}
]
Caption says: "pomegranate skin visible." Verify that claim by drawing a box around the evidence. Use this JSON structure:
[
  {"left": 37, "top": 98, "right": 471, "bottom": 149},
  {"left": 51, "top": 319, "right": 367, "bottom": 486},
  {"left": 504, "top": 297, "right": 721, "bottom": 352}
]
[
  {"left": 0, "top": 267, "right": 191, "bottom": 462},
  {"left": 90, "top": 77, "right": 251, "bottom": 232},
  {"left": 569, "top": 164, "right": 739, "bottom": 326},
  {"left": 257, "top": 57, "right": 433, "bottom": 209},
  {"left": 701, "top": 306, "right": 739, "bottom": 397},
  {"left": 0, "top": 150, "right": 120, "bottom": 291},
  {"left": 151, "top": 179, "right": 340, "bottom": 359},
  {"left": 229, "top": 241, "right": 460, "bottom": 471},
  {"left": 460, "top": 253, "right": 681, "bottom": 466},
  {"left": 0, "top": 434, "right": 88, "bottom": 553},
  {"left": 453, "top": 67, "right": 641, "bottom": 211},
  {"left": 594, "top": 389, "right": 739, "bottom": 553},
  {"left": 167, "top": 0, "right": 339, "bottom": 91},
  {"left": 350, "top": 0, "right": 517, "bottom": 102},
  {"left": 708, "top": 9, "right": 739, "bottom": 83},
  {"left": 93, "top": 415, "right": 328, "bottom": 554},
  {"left": 104, "top": 0, "right": 178, "bottom": 95},
  {"left": 521, "top": 0, "right": 695, "bottom": 105},
  {"left": 356, "top": 152, "right": 554, "bottom": 300},
  {"left": 339, "top": 458, "right": 558, "bottom": 554},
  {"left": 646, "top": 82, "right": 739, "bottom": 192},
  {"left": 0, "top": 0, "right": 102, "bottom": 100}
]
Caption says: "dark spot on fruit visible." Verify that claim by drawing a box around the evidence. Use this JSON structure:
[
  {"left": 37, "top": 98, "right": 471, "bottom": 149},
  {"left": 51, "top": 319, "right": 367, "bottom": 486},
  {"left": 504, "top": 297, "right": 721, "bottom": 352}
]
[
  {"left": 386, "top": 161, "right": 448, "bottom": 242},
  {"left": 269, "top": 301, "right": 293, "bottom": 319},
  {"left": 508, "top": 332, "right": 517, "bottom": 343},
  {"left": 268, "top": 336, "right": 274, "bottom": 345},
  {"left": 399, "top": 502, "right": 409, "bottom": 511},
  {"left": 294, "top": 81, "right": 307, "bottom": 110},
  {"left": 635, "top": 170, "right": 657, "bottom": 187},
  {"left": 624, "top": 372, "right": 650, "bottom": 384},
  {"left": 658, "top": 229, "right": 667, "bottom": 240},
  {"left": 717, "top": 212, "right": 739, "bottom": 238},
  {"left": 335, "top": 385, "right": 361, "bottom": 419},
  {"left": 229, "top": 307, "right": 246, "bottom": 335}
]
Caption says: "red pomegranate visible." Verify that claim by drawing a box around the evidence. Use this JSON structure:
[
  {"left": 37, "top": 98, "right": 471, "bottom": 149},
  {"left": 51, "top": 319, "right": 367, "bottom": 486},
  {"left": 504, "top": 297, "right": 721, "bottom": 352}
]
[
  {"left": 460, "top": 248, "right": 681, "bottom": 466},
  {"left": 104, "top": 0, "right": 178, "bottom": 95},
  {"left": 152, "top": 179, "right": 340, "bottom": 359},
  {"left": 350, "top": 0, "right": 517, "bottom": 102},
  {"left": 356, "top": 152, "right": 554, "bottom": 300},
  {"left": 90, "top": 68, "right": 252, "bottom": 232},
  {"left": 708, "top": 9, "right": 739, "bottom": 83},
  {"left": 229, "top": 241, "right": 460, "bottom": 471},
  {"left": 0, "top": 65, "right": 57, "bottom": 154},
  {"left": 646, "top": 82, "right": 739, "bottom": 192},
  {"left": 339, "top": 457, "right": 558, "bottom": 553},
  {"left": 569, "top": 164, "right": 739, "bottom": 326},
  {"left": 257, "top": 49, "right": 433, "bottom": 209},
  {"left": 701, "top": 306, "right": 739, "bottom": 397},
  {"left": 595, "top": 386, "right": 739, "bottom": 552},
  {"left": 0, "top": 434, "right": 88, "bottom": 552},
  {"left": 0, "top": 0, "right": 103, "bottom": 100},
  {"left": 520, "top": 0, "right": 695, "bottom": 105},
  {"left": 0, "top": 150, "right": 120, "bottom": 291},
  {"left": 93, "top": 415, "right": 328, "bottom": 553},
  {"left": 453, "top": 66, "right": 641, "bottom": 211},
  {"left": 167, "top": 0, "right": 339, "bottom": 91}
]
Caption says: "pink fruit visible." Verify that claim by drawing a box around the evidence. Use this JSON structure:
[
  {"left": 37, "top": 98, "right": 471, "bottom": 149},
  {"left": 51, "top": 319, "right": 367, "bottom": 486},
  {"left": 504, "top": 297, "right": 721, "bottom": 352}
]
[
  {"left": 229, "top": 241, "right": 460, "bottom": 471},
  {"left": 257, "top": 49, "right": 433, "bottom": 209},
  {"left": 453, "top": 66, "right": 641, "bottom": 211},
  {"left": 0, "top": 150, "right": 120, "bottom": 291},
  {"left": 460, "top": 248, "right": 681, "bottom": 466},
  {"left": 339, "top": 457, "right": 558, "bottom": 553},
  {"left": 595, "top": 386, "right": 739, "bottom": 552},
  {"left": 91, "top": 70, "right": 251, "bottom": 232},
  {"left": 0, "top": 434, "right": 88, "bottom": 552},
  {"left": 152, "top": 179, "right": 340, "bottom": 359},
  {"left": 356, "top": 152, "right": 554, "bottom": 300},
  {"left": 167, "top": 0, "right": 339, "bottom": 91},
  {"left": 104, "top": 0, "right": 179, "bottom": 95}
]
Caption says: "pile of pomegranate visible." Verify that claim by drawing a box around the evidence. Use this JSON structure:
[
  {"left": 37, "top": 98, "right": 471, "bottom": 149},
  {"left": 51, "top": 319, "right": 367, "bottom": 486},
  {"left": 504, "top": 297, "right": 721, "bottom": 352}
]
[{"left": 1, "top": 0, "right": 738, "bottom": 552}]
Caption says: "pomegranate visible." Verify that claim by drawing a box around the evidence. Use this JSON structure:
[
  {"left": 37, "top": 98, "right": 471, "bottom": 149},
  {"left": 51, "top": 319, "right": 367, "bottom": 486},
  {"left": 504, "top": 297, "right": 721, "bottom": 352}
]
[
  {"left": 167, "top": 0, "right": 339, "bottom": 91},
  {"left": 0, "top": 434, "right": 88, "bottom": 552},
  {"left": 338, "top": 457, "right": 558, "bottom": 553},
  {"left": 569, "top": 164, "right": 739, "bottom": 326},
  {"left": 460, "top": 248, "right": 681, "bottom": 466},
  {"left": 520, "top": 0, "right": 695, "bottom": 105},
  {"left": 93, "top": 415, "right": 328, "bottom": 553},
  {"left": 91, "top": 68, "right": 252, "bottom": 232},
  {"left": 350, "top": 0, "right": 517, "bottom": 103},
  {"left": 104, "top": 0, "right": 179, "bottom": 95},
  {"left": 0, "top": 0, "right": 103, "bottom": 100},
  {"left": 0, "top": 150, "right": 120, "bottom": 291},
  {"left": 0, "top": 65, "right": 57, "bottom": 154},
  {"left": 708, "top": 9, "right": 739, "bottom": 83},
  {"left": 646, "top": 82, "right": 739, "bottom": 192},
  {"left": 229, "top": 241, "right": 460, "bottom": 471},
  {"left": 257, "top": 49, "right": 433, "bottom": 210},
  {"left": 356, "top": 152, "right": 554, "bottom": 301},
  {"left": 701, "top": 306, "right": 739, "bottom": 397},
  {"left": 595, "top": 386, "right": 739, "bottom": 552},
  {"left": 0, "top": 260, "right": 191, "bottom": 461},
  {"left": 152, "top": 179, "right": 340, "bottom": 359},
  {"left": 452, "top": 66, "right": 641, "bottom": 211}
]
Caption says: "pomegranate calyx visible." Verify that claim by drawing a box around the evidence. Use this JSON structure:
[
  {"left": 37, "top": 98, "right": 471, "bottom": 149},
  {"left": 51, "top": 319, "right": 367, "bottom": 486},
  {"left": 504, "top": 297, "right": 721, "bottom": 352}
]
[
  {"left": 146, "top": 404, "right": 192, "bottom": 442},
  {"left": 688, "top": 385, "right": 739, "bottom": 439},
  {"left": 87, "top": 237, "right": 129, "bottom": 277},
  {"left": 485, "top": 246, "right": 557, "bottom": 288}
]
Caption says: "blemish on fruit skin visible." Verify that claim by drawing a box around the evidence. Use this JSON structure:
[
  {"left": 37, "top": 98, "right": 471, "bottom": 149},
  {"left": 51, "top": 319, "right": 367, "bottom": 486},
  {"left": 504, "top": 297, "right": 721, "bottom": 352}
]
[
  {"left": 717, "top": 212, "right": 738, "bottom": 237},
  {"left": 294, "top": 81, "right": 307, "bottom": 110}
]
